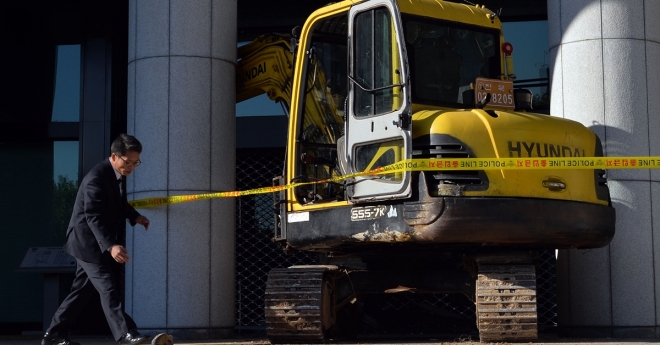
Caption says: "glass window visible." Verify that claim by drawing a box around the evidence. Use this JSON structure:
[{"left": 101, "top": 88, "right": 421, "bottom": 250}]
[
  {"left": 52, "top": 141, "right": 79, "bottom": 237},
  {"left": 355, "top": 139, "right": 403, "bottom": 181},
  {"left": 298, "top": 14, "right": 349, "bottom": 148},
  {"left": 354, "top": 8, "right": 400, "bottom": 117},
  {"left": 402, "top": 14, "right": 500, "bottom": 107},
  {"left": 51, "top": 45, "right": 81, "bottom": 122},
  {"left": 294, "top": 14, "right": 349, "bottom": 204},
  {"left": 53, "top": 141, "right": 79, "bottom": 182}
]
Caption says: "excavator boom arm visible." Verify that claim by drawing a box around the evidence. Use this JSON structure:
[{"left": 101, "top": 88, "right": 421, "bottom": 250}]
[{"left": 236, "top": 35, "right": 295, "bottom": 106}]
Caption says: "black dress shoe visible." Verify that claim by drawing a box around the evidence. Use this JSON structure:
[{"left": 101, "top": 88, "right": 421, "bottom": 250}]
[
  {"left": 42, "top": 332, "right": 81, "bottom": 345},
  {"left": 118, "top": 331, "right": 149, "bottom": 345}
]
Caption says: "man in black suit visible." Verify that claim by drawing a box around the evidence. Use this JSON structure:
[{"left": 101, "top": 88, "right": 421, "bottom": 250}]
[{"left": 43, "top": 134, "right": 151, "bottom": 345}]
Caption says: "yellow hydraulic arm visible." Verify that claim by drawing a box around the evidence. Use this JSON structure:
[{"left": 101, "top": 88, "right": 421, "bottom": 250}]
[
  {"left": 236, "top": 35, "right": 295, "bottom": 106},
  {"left": 236, "top": 34, "right": 344, "bottom": 145}
]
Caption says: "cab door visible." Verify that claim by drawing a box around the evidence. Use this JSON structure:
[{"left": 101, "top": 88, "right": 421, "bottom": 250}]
[{"left": 345, "top": 0, "right": 412, "bottom": 202}]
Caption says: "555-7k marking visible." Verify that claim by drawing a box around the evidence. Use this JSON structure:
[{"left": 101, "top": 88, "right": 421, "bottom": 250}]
[{"left": 351, "top": 206, "right": 387, "bottom": 221}]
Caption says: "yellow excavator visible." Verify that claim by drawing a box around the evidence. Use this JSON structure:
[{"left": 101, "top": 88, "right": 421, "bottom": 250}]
[{"left": 236, "top": 0, "right": 615, "bottom": 342}]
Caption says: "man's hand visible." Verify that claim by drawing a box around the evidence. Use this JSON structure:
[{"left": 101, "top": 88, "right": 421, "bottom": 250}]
[
  {"left": 110, "top": 245, "right": 130, "bottom": 263},
  {"left": 135, "top": 215, "right": 150, "bottom": 230}
]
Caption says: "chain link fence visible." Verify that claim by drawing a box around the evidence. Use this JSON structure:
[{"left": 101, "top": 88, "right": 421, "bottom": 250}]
[
  {"left": 235, "top": 148, "right": 557, "bottom": 333},
  {"left": 235, "top": 148, "right": 318, "bottom": 329}
]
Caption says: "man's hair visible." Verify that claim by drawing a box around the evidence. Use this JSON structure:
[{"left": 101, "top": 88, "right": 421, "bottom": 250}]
[{"left": 111, "top": 133, "right": 142, "bottom": 156}]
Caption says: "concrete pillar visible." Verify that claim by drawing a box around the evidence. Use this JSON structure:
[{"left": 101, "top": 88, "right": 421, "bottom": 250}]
[
  {"left": 126, "top": 0, "right": 237, "bottom": 338},
  {"left": 549, "top": 0, "right": 660, "bottom": 337}
]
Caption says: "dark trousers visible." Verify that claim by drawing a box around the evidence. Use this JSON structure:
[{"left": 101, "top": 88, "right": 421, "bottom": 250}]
[{"left": 47, "top": 252, "right": 136, "bottom": 341}]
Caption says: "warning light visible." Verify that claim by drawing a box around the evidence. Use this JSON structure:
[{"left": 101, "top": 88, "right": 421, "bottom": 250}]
[{"left": 502, "top": 42, "right": 513, "bottom": 56}]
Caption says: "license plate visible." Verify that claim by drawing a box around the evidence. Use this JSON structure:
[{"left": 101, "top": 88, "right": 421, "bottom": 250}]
[{"left": 474, "top": 77, "right": 514, "bottom": 110}]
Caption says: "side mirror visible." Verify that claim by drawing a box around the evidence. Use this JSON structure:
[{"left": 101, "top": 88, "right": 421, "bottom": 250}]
[
  {"left": 462, "top": 89, "right": 475, "bottom": 107},
  {"left": 514, "top": 88, "right": 533, "bottom": 111}
]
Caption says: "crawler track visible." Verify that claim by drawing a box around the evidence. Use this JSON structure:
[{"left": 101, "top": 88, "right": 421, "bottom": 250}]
[
  {"left": 265, "top": 267, "right": 330, "bottom": 343},
  {"left": 476, "top": 264, "right": 538, "bottom": 342}
]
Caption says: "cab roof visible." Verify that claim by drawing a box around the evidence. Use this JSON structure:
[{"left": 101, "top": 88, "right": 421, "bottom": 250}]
[{"left": 396, "top": 0, "right": 501, "bottom": 29}]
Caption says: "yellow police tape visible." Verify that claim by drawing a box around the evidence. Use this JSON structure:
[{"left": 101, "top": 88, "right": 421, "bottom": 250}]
[{"left": 129, "top": 156, "right": 660, "bottom": 209}]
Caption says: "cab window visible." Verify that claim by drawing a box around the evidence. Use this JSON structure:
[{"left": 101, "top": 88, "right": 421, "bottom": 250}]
[
  {"left": 353, "top": 7, "right": 401, "bottom": 117},
  {"left": 295, "top": 14, "right": 348, "bottom": 204}
]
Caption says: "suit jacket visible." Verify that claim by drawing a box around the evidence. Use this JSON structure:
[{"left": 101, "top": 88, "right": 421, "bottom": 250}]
[{"left": 64, "top": 159, "right": 141, "bottom": 263}]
